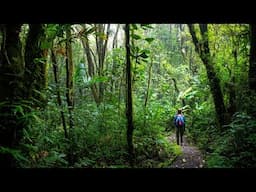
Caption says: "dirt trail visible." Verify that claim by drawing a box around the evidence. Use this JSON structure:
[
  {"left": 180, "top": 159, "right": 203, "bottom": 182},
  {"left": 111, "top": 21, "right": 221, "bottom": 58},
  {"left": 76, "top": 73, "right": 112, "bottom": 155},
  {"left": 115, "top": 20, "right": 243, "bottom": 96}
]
[{"left": 168, "top": 133, "right": 205, "bottom": 168}]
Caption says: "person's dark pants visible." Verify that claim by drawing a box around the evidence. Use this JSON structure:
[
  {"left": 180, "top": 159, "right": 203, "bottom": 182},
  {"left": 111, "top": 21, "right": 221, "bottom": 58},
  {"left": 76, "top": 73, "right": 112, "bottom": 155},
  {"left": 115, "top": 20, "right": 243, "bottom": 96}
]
[{"left": 176, "top": 125, "right": 184, "bottom": 145}]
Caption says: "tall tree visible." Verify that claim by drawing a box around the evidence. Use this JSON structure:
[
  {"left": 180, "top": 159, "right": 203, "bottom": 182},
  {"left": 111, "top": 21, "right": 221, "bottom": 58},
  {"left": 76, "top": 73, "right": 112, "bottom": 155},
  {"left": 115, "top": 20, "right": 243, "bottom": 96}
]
[
  {"left": 51, "top": 49, "right": 68, "bottom": 139},
  {"left": 65, "top": 24, "right": 75, "bottom": 165},
  {"left": 0, "top": 24, "right": 24, "bottom": 167},
  {"left": 125, "top": 24, "right": 135, "bottom": 167},
  {"left": 188, "top": 24, "right": 227, "bottom": 127},
  {"left": 95, "top": 24, "right": 111, "bottom": 103},
  {"left": 79, "top": 24, "right": 100, "bottom": 105},
  {"left": 24, "top": 24, "right": 47, "bottom": 108}
]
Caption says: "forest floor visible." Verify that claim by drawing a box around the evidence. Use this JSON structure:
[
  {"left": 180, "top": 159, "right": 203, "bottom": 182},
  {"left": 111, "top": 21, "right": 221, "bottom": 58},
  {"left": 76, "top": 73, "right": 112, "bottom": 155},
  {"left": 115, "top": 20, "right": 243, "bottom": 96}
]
[{"left": 168, "top": 133, "right": 205, "bottom": 168}]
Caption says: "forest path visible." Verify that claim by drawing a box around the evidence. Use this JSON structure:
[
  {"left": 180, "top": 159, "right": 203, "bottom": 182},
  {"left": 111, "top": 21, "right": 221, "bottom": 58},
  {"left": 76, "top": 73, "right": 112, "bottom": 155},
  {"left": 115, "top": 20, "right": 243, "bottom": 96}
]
[{"left": 168, "top": 133, "right": 205, "bottom": 168}]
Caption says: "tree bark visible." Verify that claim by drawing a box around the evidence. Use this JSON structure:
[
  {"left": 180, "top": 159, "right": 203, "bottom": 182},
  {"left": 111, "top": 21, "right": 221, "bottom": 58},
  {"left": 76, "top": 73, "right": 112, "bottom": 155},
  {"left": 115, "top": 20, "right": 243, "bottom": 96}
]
[
  {"left": 125, "top": 24, "right": 135, "bottom": 167},
  {"left": 65, "top": 25, "right": 75, "bottom": 165},
  {"left": 80, "top": 25, "right": 100, "bottom": 105},
  {"left": 188, "top": 24, "right": 227, "bottom": 128},
  {"left": 96, "top": 24, "right": 111, "bottom": 103}
]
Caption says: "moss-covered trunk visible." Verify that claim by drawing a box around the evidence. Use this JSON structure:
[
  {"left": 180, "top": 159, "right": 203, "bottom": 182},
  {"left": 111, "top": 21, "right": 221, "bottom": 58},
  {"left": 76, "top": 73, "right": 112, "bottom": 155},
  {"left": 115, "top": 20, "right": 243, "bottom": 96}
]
[
  {"left": 24, "top": 24, "right": 47, "bottom": 108},
  {"left": 188, "top": 24, "right": 227, "bottom": 128},
  {"left": 65, "top": 25, "right": 76, "bottom": 166},
  {"left": 125, "top": 24, "right": 135, "bottom": 167}
]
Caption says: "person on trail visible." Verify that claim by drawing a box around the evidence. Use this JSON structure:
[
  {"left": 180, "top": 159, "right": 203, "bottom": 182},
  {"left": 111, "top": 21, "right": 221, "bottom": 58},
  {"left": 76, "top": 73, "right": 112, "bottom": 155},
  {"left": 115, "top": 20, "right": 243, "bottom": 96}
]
[{"left": 174, "top": 109, "right": 185, "bottom": 146}]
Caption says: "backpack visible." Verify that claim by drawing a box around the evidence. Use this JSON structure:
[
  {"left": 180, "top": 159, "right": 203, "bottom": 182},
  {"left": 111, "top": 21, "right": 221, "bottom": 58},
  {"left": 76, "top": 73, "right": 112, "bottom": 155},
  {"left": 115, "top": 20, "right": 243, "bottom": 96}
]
[{"left": 175, "top": 114, "right": 184, "bottom": 127}]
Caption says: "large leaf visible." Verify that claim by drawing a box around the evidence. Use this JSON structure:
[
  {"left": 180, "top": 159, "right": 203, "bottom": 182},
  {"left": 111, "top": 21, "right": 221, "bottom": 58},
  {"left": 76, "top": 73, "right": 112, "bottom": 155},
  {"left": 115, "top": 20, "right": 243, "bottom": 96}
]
[
  {"left": 131, "top": 34, "right": 142, "bottom": 40},
  {"left": 145, "top": 38, "right": 154, "bottom": 43},
  {"left": 177, "top": 87, "right": 193, "bottom": 100}
]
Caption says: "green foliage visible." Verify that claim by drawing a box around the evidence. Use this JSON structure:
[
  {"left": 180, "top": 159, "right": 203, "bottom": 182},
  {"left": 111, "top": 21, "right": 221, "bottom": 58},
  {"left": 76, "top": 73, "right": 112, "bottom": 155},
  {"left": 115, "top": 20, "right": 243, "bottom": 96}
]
[
  {"left": 0, "top": 146, "right": 30, "bottom": 165},
  {"left": 134, "top": 131, "right": 178, "bottom": 168},
  {"left": 85, "top": 76, "right": 109, "bottom": 86},
  {"left": 207, "top": 112, "right": 256, "bottom": 168},
  {"left": 18, "top": 108, "right": 69, "bottom": 167}
]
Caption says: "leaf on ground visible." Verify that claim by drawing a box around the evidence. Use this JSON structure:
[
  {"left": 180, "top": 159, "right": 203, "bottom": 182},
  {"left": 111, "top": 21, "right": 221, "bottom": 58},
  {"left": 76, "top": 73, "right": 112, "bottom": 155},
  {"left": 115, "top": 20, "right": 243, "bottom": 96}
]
[{"left": 182, "top": 158, "right": 186, "bottom": 162}]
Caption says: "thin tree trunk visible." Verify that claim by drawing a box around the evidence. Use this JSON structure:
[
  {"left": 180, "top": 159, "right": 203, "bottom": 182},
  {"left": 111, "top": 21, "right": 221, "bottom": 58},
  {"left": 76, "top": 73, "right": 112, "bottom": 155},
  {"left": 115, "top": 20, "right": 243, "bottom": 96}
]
[
  {"left": 188, "top": 24, "right": 227, "bottom": 127},
  {"left": 65, "top": 25, "right": 75, "bottom": 165},
  {"left": 111, "top": 24, "right": 121, "bottom": 93},
  {"left": 144, "top": 58, "right": 153, "bottom": 108},
  {"left": 227, "top": 48, "right": 237, "bottom": 116},
  {"left": 113, "top": 24, "right": 120, "bottom": 49},
  {"left": 125, "top": 24, "right": 135, "bottom": 167},
  {"left": 143, "top": 57, "right": 153, "bottom": 128},
  {"left": 172, "top": 78, "right": 179, "bottom": 105},
  {"left": 96, "top": 24, "right": 111, "bottom": 103},
  {"left": 51, "top": 49, "right": 68, "bottom": 139},
  {"left": 80, "top": 27, "right": 100, "bottom": 105}
]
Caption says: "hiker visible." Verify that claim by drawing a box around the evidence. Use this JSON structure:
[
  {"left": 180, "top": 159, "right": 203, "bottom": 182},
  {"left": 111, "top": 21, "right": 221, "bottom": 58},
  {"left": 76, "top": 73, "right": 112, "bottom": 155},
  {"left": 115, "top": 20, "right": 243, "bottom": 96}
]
[{"left": 174, "top": 109, "right": 185, "bottom": 146}]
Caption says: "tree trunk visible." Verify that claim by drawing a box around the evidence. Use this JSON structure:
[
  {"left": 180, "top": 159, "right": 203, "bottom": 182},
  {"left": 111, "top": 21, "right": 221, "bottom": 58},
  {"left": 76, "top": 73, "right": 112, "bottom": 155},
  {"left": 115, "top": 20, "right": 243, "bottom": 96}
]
[
  {"left": 96, "top": 24, "right": 111, "bottom": 103},
  {"left": 110, "top": 24, "right": 121, "bottom": 93},
  {"left": 0, "top": 24, "right": 24, "bottom": 167},
  {"left": 51, "top": 49, "right": 68, "bottom": 139},
  {"left": 226, "top": 48, "right": 237, "bottom": 116},
  {"left": 80, "top": 25, "right": 100, "bottom": 106},
  {"left": 188, "top": 24, "right": 227, "bottom": 128},
  {"left": 65, "top": 25, "right": 75, "bottom": 165},
  {"left": 144, "top": 58, "right": 153, "bottom": 108},
  {"left": 172, "top": 78, "right": 179, "bottom": 105},
  {"left": 113, "top": 24, "right": 120, "bottom": 49},
  {"left": 125, "top": 24, "right": 135, "bottom": 167},
  {"left": 24, "top": 24, "right": 47, "bottom": 108},
  {"left": 143, "top": 57, "right": 153, "bottom": 128}
]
